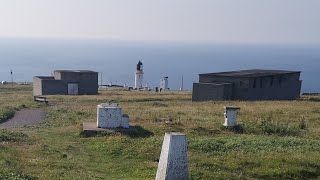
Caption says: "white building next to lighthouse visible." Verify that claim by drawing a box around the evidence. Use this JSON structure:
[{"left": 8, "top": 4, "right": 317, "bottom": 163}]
[
  {"left": 135, "top": 61, "right": 144, "bottom": 89},
  {"left": 160, "top": 77, "right": 169, "bottom": 91}
]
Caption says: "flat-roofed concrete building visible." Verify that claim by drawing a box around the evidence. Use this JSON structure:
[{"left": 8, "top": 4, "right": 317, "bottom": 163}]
[
  {"left": 192, "top": 69, "right": 302, "bottom": 101},
  {"left": 33, "top": 70, "right": 98, "bottom": 96}
]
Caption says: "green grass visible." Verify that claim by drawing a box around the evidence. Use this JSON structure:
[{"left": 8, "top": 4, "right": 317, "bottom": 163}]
[{"left": 1, "top": 85, "right": 320, "bottom": 179}]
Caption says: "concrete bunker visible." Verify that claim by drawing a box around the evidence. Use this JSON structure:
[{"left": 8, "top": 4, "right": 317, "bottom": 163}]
[
  {"left": 33, "top": 70, "right": 98, "bottom": 96},
  {"left": 192, "top": 69, "right": 302, "bottom": 101}
]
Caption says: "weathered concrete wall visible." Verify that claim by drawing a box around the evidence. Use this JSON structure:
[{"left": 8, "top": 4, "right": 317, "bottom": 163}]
[
  {"left": 52, "top": 71, "right": 98, "bottom": 95},
  {"left": 55, "top": 71, "right": 79, "bottom": 82},
  {"left": 34, "top": 71, "right": 98, "bottom": 96},
  {"left": 244, "top": 82, "right": 302, "bottom": 100},
  {"left": 55, "top": 71, "right": 98, "bottom": 95},
  {"left": 223, "top": 83, "right": 233, "bottom": 100},
  {"left": 53, "top": 71, "right": 62, "bottom": 80},
  {"left": 33, "top": 76, "right": 65, "bottom": 96},
  {"left": 78, "top": 72, "right": 98, "bottom": 95},
  {"left": 200, "top": 75, "right": 241, "bottom": 84},
  {"left": 33, "top": 77, "right": 44, "bottom": 96},
  {"left": 192, "top": 83, "right": 232, "bottom": 101},
  {"left": 41, "top": 79, "right": 66, "bottom": 95},
  {"left": 197, "top": 72, "right": 301, "bottom": 101},
  {"left": 242, "top": 73, "right": 302, "bottom": 100}
]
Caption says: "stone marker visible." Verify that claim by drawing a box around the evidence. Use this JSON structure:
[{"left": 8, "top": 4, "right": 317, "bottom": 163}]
[
  {"left": 97, "top": 103, "right": 129, "bottom": 129},
  {"left": 156, "top": 133, "right": 188, "bottom": 180},
  {"left": 223, "top": 106, "right": 240, "bottom": 127}
]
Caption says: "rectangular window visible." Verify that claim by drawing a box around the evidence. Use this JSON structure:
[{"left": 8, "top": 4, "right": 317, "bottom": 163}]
[{"left": 253, "top": 79, "right": 257, "bottom": 88}]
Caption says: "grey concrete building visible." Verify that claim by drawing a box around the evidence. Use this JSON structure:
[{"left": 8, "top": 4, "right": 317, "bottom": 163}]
[
  {"left": 192, "top": 69, "right": 302, "bottom": 101},
  {"left": 33, "top": 70, "right": 98, "bottom": 96}
]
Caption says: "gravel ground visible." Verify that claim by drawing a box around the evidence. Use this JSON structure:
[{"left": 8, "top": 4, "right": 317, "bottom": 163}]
[{"left": 0, "top": 108, "right": 45, "bottom": 128}]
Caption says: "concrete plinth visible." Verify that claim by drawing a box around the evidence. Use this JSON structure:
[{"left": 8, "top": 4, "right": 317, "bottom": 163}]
[
  {"left": 82, "top": 122, "right": 133, "bottom": 137},
  {"left": 156, "top": 133, "right": 188, "bottom": 180},
  {"left": 83, "top": 122, "right": 112, "bottom": 132},
  {"left": 97, "top": 103, "right": 129, "bottom": 129},
  {"left": 223, "top": 106, "right": 240, "bottom": 127}
]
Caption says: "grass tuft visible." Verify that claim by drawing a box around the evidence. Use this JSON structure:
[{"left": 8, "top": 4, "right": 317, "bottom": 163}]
[
  {"left": 222, "top": 118, "right": 303, "bottom": 137},
  {"left": 0, "top": 130, "right": 27, "bottom": 142},
  {"left": 151, "top": 102, "right": 169, "bottom": 107},
  {"left": 0, "top": 171, "right": 37, "bottom": 180}
]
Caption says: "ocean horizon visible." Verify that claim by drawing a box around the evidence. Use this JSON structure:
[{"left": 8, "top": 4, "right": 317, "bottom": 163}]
[{"left": 0, "top": 38, "right": 320, "bottom": 92}]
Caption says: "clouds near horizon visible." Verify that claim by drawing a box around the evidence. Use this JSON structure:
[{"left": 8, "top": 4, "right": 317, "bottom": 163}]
[{"left": 0, "top": 0, "right": 319, "bottom": 44}]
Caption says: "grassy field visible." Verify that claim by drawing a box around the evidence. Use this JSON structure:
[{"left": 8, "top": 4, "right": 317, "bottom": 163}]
[{"left": 1, "top": 85, "right": 320, "bottom": 179}]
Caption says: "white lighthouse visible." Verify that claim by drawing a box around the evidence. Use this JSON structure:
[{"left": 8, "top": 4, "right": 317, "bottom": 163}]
[{"left": 135, "top": 61, "right": 144, "bottom": 89}]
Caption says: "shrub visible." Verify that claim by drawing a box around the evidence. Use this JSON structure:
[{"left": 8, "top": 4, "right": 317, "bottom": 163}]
[
  {"left": 0, "top": 107, "right": 15, "bottom": 124},
  {"left": 0, "top": 171, "right": 36, "bottom": 180},
  {"left": 258, "top": 118, "right": 301, "bottom": 136},
  {"left": 0, "top": 130, "right": 27, "bottom": 142}
]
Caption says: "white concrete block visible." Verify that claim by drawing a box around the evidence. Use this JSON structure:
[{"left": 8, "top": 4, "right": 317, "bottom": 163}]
[
  {"left": 121, "top": 114, "right": 130, "bottom": 129},
  {"left": 156, "top": 133, "right": 188, "bottom": 180},
  {"left": 223, "top": 106, "right": 240, "bottom": 127},
  {"left": 96, "top": 103, "right": 129, "bottom": 129}
]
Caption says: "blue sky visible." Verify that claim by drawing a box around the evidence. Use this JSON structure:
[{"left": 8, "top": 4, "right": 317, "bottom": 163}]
[{"left": 0, "top": 0, "right": 319, "bottom": 44}]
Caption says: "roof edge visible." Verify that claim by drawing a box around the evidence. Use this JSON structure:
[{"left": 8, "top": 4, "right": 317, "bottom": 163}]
[{"left": 199, "top": 69, "right": 301, "bottom": 77}]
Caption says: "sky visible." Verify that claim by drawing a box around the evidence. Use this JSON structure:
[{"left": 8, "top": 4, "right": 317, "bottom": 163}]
[{"left": 0, "top": 0, "right": 319, "bottom": 44}]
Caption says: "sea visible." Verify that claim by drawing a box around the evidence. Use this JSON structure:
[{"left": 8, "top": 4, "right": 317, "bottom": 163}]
[{"left": 0, "top": 38, "right": 320, "bottom": 92}]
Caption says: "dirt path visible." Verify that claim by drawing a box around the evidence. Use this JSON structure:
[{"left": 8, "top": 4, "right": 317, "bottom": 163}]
[{"left": 0, "top": 108, "right": 45, "bottom": 129}]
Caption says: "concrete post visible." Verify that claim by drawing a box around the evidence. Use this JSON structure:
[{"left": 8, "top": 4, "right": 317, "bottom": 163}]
[
  {"left": 156, "top": 133, "right": 188, "bottom": 180},
  {"left": 223, "top": 106, "right": 240, "bottom": 127}
]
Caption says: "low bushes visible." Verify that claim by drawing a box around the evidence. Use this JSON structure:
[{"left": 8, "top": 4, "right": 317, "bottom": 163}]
[
  {"left": 241, "top": 119, "right": 302, "bottom": 136},
  {"left": 0, "top": 130, "right": 27, "bottom": 142},
  {"left": 0, "top": 171, "right": 36, "bottom": 180},
  {"left": 0, "top": 107, "right": 15, "bottom": 124}
]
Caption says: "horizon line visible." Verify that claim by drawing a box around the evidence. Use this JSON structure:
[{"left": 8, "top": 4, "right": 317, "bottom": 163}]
[{"left": 0, "top": 36, "right": 320, "bottom": 47}]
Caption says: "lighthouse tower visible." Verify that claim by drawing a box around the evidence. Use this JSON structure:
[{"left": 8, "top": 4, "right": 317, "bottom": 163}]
[{"left": 135, "top": 61, "right": 144, "bottom": 89}]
